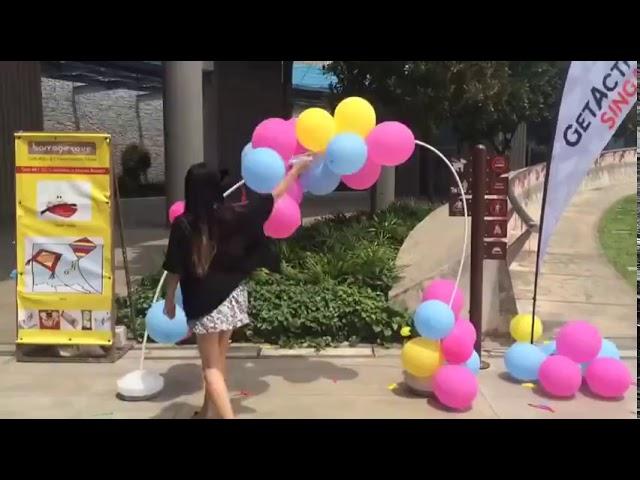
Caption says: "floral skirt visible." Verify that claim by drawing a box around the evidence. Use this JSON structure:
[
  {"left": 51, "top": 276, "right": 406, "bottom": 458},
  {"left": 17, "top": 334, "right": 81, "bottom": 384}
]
[{"left": 187, "top": 285, "right": 250, "bottom": 335}]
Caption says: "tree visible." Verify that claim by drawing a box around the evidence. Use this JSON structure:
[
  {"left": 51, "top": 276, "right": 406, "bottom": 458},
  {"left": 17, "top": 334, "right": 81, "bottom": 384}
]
[
  {"left": 326, "top": 61, "right": 567, "bottom": 153},
  {"left": 325, "top": 61, "right": 450, "bottom": 139},
  {"left": 325, "top": 61, "right": 567, "bottom": 199}
]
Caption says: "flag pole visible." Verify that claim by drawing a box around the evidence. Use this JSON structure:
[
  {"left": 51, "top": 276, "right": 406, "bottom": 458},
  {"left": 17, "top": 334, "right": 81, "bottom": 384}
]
[{"left": 529, "top": 63, "right": 571, "bottom": 344}]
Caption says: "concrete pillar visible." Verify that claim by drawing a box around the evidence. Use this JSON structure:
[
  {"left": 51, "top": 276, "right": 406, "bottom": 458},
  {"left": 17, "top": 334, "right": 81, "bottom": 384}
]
[
  {"left": 202, "top": 66, "right": 219, "bottom": 171},
  {"left": 373, "top": 167, "right": 396, "bottom": 211},
  {"left": 163, "top": 61, "right": 204, "bottom": 206}
]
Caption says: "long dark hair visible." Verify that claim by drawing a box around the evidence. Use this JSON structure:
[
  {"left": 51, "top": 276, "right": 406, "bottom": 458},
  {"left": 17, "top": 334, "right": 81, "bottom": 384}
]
[{"left": 184, "top": 163, "right": 225, "bottom": 277}]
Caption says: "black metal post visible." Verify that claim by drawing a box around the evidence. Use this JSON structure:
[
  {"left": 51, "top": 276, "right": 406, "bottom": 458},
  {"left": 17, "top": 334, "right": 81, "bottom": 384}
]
[{"left": 470, "top": 145, "right": 488, "bottom": 368}]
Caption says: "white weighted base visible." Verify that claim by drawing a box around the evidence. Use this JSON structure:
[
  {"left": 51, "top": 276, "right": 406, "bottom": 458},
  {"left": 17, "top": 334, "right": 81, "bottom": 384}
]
[
  {"left": 116, "top": 369, "right": 164, "bottom": 401},
  {"left": 403, "top": 371, "right": 434, "bottom": 397}
]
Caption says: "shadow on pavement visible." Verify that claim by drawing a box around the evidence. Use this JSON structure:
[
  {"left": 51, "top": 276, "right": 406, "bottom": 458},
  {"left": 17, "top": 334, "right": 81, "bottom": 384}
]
[
  {"left": 497, "top": 371, "right": 525, "bottom": 385},
  {"left": 578, "top": 383, "right": 626, "bottom": 403},
  {"left": 150, "top": 357, "right": 359, "bottom": 418},
  {"left": 149, "top": 399, "right": 257, "bottom": 419},
  {"left": 389, "top": 382, "right": 433, "bottom": 400},
  {"left": 152, "top": 363, "right": 203, "bottom": 403},
  {"left": 426, "top": 397, "right": 471, "bottom": 414},
  {"left": 530, "top": 385, "right": 576, "bottom": 402}
]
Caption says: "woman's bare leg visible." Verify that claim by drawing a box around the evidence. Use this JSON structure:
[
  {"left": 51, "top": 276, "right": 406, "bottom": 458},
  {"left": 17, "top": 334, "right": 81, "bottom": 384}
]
[
  {"left": 194, "top": 330, "right": 232, "bottom": 419},
  {"left": 196, "top": 332, "right": 234, "bottom": 419},
  {"left": 218, "top": 329, "right": 233, "bottom": 379}
]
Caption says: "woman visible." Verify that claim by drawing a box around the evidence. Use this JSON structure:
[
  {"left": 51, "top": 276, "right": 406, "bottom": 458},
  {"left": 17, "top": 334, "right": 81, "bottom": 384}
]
[{"left": 162, "top": 158, "right": 311, "bottom": 419}]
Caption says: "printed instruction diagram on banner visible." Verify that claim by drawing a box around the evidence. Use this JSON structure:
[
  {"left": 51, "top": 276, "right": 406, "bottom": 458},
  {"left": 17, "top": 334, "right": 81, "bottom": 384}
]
[{"left": 14, "top": 133, "right": 113, "bottom": 346}]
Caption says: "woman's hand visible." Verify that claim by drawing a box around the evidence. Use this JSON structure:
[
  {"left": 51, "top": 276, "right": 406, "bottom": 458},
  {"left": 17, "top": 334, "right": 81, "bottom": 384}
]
[
  {"left": 163, "top": 273, "right": 181, "bottom": 320},
  {"left": 164, "top": 300, "right": 176, "bottom": 320},
  {"left": 272, "top": 154, "right": 315, "bottom": 200},
  {"left": 291, "top": 154, "right": 314, "bottom": 175}
]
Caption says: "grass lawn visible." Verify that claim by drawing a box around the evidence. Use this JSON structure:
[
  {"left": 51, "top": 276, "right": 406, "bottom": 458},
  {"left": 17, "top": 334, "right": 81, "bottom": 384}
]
[{"left": 598, "top": 195, "right": 636, "bottom": 288}]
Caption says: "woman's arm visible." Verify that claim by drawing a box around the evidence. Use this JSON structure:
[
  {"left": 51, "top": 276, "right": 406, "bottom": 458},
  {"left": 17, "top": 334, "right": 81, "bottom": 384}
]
[
  {"left": 271, "top": 154, "right": 313, "bottom": 200},
  {"left": 163, "top": 273, "right": 180, "bottom": 319}
]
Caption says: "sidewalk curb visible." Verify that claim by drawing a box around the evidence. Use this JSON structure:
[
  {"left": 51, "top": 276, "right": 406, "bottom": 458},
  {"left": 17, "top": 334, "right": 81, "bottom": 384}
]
[
  {"left": 132, "top": 343, "right": 379, "bottom": 359},
  {"left": 3, "top": 343, "right": 637, "bottom": 360}
]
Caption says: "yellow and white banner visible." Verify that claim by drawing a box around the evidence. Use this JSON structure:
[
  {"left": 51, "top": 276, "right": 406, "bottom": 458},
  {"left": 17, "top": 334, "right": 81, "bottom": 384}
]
[{"left": 14, "top": 132, "right": 114, "bottom": 346}]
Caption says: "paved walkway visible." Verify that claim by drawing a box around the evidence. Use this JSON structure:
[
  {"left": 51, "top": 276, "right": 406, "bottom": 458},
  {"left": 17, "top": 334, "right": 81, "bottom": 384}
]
[
  {"left": 509, "top": 182, "right": 636, "bottom": 348},
  {"left": 0, "top": 349, "right": 634, "bottom": 419}
]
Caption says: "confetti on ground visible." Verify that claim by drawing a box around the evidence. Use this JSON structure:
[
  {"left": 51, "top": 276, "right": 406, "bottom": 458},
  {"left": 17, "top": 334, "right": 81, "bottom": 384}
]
[
  {"left": 528, "top": 403, "right": 555, "bottom": 413},
  {"left": 521, "top": 383, "right": 535, "bottom": 389},
  {"left": 331, "top": 378, "right": 337, "bottom": 384},
  {"left": 236, "top": 390, "right": 252, "bottom": 398},
  {"left": 388, "top": 383, "right": 398, "bottom": 391},
  {"left": 400, "top": 326, "right": 412, "bottom": 337}
]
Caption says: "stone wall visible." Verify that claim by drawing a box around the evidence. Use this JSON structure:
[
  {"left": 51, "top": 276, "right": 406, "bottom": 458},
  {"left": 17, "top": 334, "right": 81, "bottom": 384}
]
[{"left": 40, "top": 78, "right": 165, "bottom": 183}]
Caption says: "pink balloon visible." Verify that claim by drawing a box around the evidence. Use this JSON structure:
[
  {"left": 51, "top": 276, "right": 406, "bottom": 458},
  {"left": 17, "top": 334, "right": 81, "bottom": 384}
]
[
  {"left": 433, "top": 364, "right": 478, "bottom": 411},
  {"left": 366, "top": 121, "right": 415, "bottom": 167},
  {"left": 454, "top": 316, "right": 477, "bottom": 345},
  {"left": 556, "top": 320, "right": 602, "bottom": 363},
  {"left": 287, "top": 180, "right": 303, "bottom": 204},
  {"left": 585, "top": 357, "right": 632, "bottom": 399},
  {"left": 252, "top": 118, "right": 297, "bottom": 163},
  {"left": 442, "top": 321, "right": 475, "bottom": 364},
  {"left": 342, "top": 157, "right": 382, "bottom": 190},
  {"left": 422, "top": 279, "right": 465, "bottom": 316},
  {"left": 287, "top": 118, "right": 308, "bottom": 156},
  {"left": 263, "top": 195, "right": 301, "bottom": 239},
  {"left": 168, "top": 201, "right": 185, "bottom": 224},
  {"left": 539, "top": 355, "right": 582, "bottom": 398}
]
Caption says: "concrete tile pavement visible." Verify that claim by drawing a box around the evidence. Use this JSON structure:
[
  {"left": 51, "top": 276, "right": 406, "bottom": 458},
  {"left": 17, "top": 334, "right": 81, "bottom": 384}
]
[{"left": 0, "top": 352, "right": 634, "bottom": 419}]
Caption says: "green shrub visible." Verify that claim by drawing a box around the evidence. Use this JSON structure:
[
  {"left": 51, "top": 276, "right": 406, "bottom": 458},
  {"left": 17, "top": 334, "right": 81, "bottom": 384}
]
[
  {"left": 241, "top": 271, "right": 411, "bottom": 348},
  {"left": 117, "top": 200, "right": 433, "bottom": 347}
]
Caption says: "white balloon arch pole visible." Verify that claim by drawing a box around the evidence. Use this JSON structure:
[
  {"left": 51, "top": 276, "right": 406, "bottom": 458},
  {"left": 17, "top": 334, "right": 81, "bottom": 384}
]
[{"left": 414, "top": 140, "right": 469, "bottom": 309}]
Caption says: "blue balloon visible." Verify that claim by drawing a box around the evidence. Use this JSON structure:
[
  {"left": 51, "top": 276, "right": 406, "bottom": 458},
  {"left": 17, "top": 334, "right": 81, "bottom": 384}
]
[
  {"left": 581, "top": 338, "right": 620, "bottom": 374},
  {"left": 538, "top": 340, "right": 556, "bottom": 356},
  {"left": 145, "top": 300, "right": 188, "bottom": 344},
  {"left": 300, "top": 159, "right": 341, "bottom": 196},
  {"left": 598, "top": 338, "right": 621, "bottom": 360},
  {"left": 414, "top": 300, "right": 455, "bottom": 340},
  {"left": 241, "top": 147, "right": 286, "bottom": 194},
  {"left": 325, "top": 133, "right": 368, "bottom": 176},
  {"left": 241, "top": 142, "right": 254, "bottom": 161},
  {"left": 465, "top": 350, "right": 481, "bottom": 375},
  {"left": 504, "top": 342, "right": 546, "bottom": 381}
]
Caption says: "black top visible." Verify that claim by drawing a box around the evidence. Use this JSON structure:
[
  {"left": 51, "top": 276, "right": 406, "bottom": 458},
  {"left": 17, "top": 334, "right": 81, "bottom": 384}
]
[{"left": 162, "top": 194, "right": 279, "bottom": 319}]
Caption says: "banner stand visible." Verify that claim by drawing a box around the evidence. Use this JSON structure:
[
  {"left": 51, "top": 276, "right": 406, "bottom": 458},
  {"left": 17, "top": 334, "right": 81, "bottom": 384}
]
[{"left": 14, "top": 132, "right": 133, "bottom": 364}]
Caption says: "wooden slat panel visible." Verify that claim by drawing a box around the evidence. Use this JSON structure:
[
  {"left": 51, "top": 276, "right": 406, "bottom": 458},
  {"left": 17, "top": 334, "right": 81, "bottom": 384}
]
[{"left": 0, "top": 61, "right": 43, "bottom": 232}]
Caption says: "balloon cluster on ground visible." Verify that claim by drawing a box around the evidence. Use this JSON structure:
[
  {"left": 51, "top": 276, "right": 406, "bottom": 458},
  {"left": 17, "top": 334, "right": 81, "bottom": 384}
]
[
  {"left": 401, "top": 278, "right": 479, "bottom": 411},
  {"left": 504, "top": 317, "right": 631, "bottom": 399},
  {"left": 241, "top": 97, "right": 416, "bottom": 239}
]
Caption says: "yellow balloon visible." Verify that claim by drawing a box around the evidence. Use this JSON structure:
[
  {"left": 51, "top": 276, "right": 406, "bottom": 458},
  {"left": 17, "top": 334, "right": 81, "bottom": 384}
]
[
  {"left": 334, "top": 97, "right": 376, "bottom": 137},
  {"left": 510, "top": 314, "right": 543, "bottom": 342},
  {"left": 296, "top": 108, "right": 336, "bottom": 152},
  {"left": 401, "top": 337, "right": 443, "bottom": 378}
]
